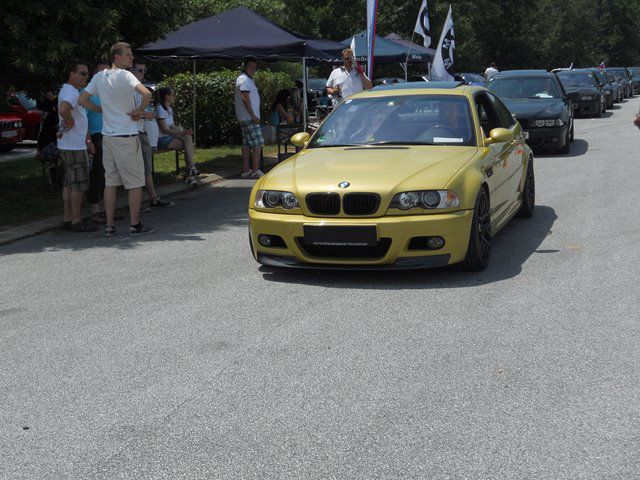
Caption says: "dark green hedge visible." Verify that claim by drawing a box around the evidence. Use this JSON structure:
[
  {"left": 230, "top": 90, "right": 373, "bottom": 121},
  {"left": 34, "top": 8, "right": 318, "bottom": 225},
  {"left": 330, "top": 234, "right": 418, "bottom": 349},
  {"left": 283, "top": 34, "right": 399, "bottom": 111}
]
[{"left": 162, "top": 69, "right": 293, "bottom": 147}]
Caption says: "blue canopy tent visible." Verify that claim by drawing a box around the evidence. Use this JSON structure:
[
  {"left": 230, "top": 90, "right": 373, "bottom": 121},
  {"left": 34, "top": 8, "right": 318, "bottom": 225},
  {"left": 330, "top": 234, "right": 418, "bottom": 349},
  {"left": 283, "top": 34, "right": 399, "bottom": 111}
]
[
  {"left": 138, "top": 7, "right": 342, "bottom": 134},
  {"left": 341, "top": 31, "right": 432, "bottom": 65}
]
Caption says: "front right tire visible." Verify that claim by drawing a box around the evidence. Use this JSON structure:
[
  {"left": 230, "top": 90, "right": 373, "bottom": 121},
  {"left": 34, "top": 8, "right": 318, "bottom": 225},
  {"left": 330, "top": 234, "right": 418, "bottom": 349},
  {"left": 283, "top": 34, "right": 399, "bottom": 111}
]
[
  {"left": 517, "top": 159, "right": 535, "bottom": 218},
  {"left": 462, "top": 187, "right": 491, "bottom": 271}
]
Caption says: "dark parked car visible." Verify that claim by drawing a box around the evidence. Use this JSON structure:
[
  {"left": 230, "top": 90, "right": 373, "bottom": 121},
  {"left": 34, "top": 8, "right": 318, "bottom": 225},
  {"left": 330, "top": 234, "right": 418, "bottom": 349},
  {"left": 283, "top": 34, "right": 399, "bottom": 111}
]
[
  {"left": 554, "top": 70, "right": 606, "bottom": 116},
  {"left": 605, "top": 68, "right": 633, "bottom": 98},
  {"left": 488, "top": 70, "right": 573, "bottom": 153},
  {"left": 627, "top": 67, "right": 640, "bottom": 94},
  {"left": 6, "top": 92, "right": 41, "bottom": 140},
  {"left": 603, "top": 71, "right": 623, "bottom": 103},
  {"left": 459, "top": 73, "right": 486, "bottom": 86}
]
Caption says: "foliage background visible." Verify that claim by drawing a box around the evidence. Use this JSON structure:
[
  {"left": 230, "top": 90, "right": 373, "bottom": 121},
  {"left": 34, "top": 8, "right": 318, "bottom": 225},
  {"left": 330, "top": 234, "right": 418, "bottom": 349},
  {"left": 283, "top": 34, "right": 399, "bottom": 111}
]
[
  {"left": 163, "top": 70, "right": 292, "bottom": 145},
  {"left": 3, "top": 0, "right": 640, "bottom": 145}
]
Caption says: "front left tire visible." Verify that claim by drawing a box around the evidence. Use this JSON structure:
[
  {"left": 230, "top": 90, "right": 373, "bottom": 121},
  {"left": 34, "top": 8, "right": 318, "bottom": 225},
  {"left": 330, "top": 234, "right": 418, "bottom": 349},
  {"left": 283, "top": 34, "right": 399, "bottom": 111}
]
[{"left": 461, "top": 187, "right": 491, "bottom": 271}]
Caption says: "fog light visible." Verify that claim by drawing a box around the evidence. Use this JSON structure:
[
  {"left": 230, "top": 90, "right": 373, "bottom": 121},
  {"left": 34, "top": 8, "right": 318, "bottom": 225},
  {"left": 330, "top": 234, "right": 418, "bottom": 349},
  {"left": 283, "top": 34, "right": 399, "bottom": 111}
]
[
  {"left": 258, "top": 234, "right": 272, "bottom": 247},
  {"left": 427, "top": 236, "right": 445, "bottom": 249}
]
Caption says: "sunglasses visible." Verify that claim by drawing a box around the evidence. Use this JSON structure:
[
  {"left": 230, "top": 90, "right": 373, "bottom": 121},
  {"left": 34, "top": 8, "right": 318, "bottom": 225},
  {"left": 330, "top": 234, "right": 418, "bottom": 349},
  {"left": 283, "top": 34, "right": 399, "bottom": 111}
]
[
  {"left": 78, "top": 71, "right": 89, "bottom": 76},
  {"left": 131, "top": 67, "right": 147, "bottom": 73}
]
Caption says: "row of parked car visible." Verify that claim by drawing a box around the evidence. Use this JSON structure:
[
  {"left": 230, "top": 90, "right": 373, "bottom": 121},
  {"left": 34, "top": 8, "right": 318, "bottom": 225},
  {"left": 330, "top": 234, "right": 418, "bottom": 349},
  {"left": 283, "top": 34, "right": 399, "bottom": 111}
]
[{"left": 484, "top": 66, "right": 637, "bottom": 154}]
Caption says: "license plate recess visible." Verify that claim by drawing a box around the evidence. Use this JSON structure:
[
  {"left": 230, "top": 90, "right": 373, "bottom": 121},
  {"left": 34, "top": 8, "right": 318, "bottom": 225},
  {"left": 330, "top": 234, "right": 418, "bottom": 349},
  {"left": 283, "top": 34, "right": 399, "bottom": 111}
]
[{"left": 303, "top": 225, "right": 377, "bottom": 246}]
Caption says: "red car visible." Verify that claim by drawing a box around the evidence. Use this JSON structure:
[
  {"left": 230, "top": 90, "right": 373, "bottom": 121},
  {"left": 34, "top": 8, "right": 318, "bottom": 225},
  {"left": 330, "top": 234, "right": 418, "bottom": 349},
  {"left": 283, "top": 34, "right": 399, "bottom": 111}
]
[
  {"left": 6, "top": 92, "right": 41, "bottom": 141},
  {"left": 0, "top": 102, "right": 24, "bottom": 151}
]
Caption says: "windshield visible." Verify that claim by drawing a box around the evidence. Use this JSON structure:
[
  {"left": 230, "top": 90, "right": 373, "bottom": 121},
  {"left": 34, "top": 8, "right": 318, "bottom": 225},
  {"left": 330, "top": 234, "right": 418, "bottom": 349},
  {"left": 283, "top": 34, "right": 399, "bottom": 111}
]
[
  {"left": 594, "top": 72, "right": 608, "bottom": 84},
  {"left": 556, "top": 72, "right": 597, "bottom": 87},
  {"left": 629, "top": 67, "right": 640, "bottom": 76},
  {"left": 462, "top": 73, "right": 484, "bottom": 83},
  {"left": 309, "top": 95, "right": 476, "bottom": 148},
  {"left": 15, "top": 92, "right": 37, "bottom": 110},
  {"left": 488, "top": 76, "right": 561, "bottom": 99},
  {"left": 608, "top": 68, "right": 628, "bottom": 79}
]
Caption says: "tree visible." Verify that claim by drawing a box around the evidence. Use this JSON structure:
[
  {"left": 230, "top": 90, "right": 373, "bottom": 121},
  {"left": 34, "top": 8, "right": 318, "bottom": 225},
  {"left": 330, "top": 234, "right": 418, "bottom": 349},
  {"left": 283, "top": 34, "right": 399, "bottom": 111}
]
[{"left": 0, "top": 0, "right": 190, "bottom": 93}]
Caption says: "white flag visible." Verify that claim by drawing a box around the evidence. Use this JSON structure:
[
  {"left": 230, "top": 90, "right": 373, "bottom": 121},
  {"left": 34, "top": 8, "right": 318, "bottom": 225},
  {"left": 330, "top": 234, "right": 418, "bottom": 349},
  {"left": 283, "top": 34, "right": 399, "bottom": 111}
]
[
  {"left": 431, "top": 5, "right": 455, "bottom": 81},
  {"left": 414, "top": 0, "right": 431, "bottom": 48}
]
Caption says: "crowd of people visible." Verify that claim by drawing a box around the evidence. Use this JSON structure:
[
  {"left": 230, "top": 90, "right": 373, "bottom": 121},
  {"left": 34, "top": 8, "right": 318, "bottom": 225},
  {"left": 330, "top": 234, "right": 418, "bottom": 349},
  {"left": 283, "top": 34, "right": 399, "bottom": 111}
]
[{"left": 40, "top": 42, "right": 202, "bottom": 236}]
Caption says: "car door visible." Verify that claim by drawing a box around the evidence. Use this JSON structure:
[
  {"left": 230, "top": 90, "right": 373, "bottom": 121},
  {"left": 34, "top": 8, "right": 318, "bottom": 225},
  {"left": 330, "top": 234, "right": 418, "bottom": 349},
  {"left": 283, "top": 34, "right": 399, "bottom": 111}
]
[
  {"left": 474, "top": 92, "right": 516, "bottom": 223},
  {"left": 487, "top": 92, "right": 526, "bottom": 210}
]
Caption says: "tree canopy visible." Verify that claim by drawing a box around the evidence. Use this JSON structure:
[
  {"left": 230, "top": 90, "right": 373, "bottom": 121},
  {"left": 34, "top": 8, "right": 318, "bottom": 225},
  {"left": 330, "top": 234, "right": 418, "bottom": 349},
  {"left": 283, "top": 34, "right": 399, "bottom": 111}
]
[{"left": 3, "top": 0, "right": 640, "bottom": 93}]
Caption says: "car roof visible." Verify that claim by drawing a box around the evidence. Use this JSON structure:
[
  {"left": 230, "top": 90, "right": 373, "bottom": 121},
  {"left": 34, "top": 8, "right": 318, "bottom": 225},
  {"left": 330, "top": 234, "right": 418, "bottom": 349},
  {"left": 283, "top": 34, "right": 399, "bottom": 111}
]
[
  {"left": 357, "top": 82, "right": 483, "bottom": 99},
  {"left": 492, "top": 69, "right": 551, "bottom": 78},
  {"left": 372, "top": 81, "right": 465, "bottom": 91}
]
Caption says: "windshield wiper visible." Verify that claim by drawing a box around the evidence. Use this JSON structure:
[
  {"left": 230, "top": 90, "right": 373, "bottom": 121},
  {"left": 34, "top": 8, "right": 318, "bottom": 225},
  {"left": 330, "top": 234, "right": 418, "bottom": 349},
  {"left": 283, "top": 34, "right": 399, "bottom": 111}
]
[
  {"left": 309, "top": 143, "right": 361, "bottom": 148},
  {"left": 367, "top": 141, "right": 436, "bottom": 146}
]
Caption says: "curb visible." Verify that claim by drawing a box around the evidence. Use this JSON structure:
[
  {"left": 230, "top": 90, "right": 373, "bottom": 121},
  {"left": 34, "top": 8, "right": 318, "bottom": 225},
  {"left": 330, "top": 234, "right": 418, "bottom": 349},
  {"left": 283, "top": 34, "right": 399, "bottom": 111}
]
[{"left": 0, "top": 165, "right": 248, "bottom": 247}]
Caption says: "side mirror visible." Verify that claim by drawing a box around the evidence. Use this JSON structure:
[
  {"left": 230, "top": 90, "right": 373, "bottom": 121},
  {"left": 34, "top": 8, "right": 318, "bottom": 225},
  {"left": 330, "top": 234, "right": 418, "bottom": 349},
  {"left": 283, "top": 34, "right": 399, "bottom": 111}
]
[
  {"left": 486, "top": 127, "right": 514, "bottom": 144},
  {"left": 290, "top": 132, "right": 310, "bottom": 148}
]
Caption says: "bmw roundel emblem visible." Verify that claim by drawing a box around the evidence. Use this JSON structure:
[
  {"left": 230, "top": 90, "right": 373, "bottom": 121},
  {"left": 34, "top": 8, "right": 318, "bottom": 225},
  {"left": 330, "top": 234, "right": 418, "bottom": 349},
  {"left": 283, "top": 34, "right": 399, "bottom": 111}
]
[{"left": 338, "top": 181, "right": 350, "bottom": 188}]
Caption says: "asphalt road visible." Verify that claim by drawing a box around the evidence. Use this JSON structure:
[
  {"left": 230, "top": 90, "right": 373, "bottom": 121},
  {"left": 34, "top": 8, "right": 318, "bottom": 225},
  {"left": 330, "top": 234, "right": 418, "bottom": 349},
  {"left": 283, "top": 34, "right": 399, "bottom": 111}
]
[{"left": 1, "top": 99, "right": 639, "bottom": 479}]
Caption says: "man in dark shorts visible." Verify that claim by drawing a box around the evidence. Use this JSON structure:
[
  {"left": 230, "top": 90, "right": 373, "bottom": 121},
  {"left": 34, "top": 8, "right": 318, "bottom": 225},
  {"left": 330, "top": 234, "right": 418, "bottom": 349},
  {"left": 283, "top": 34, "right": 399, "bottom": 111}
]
[{"left": 57, "top": 60, "right": 98, "bottom": 232}]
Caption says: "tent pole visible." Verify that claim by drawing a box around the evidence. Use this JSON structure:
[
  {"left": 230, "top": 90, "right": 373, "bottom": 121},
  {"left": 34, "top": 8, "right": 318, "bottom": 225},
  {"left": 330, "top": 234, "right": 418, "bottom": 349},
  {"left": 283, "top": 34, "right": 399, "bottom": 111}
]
[
  {"left": 401, "top": 62, "right": 407, "bottom": 82},
  {"left": 192, "top": 59, "right": 197, "bottom": 147},
  {"left": 302, "top": 57, "right": 308, "bottom": 131}
]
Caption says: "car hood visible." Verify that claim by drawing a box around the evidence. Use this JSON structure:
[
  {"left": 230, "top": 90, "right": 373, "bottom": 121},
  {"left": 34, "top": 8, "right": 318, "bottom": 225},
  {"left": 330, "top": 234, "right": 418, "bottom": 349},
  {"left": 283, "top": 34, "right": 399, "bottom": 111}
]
[
  {"left": 0, "top": 114, "right": 21, "bottom": 122},
  {"left": 562, "top": 86, "right": 599, "bottom": 95},
  {"left": 501, "top": 98, "right": 566, "bottom": 119},
  {"left": 262, "top": 146, "right": 479, "bottom": 195}
]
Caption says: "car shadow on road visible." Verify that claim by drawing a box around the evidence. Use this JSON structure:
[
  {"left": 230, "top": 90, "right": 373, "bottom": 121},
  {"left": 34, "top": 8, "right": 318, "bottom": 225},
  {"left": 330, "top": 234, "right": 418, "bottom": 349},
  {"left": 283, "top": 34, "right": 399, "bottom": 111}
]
[
  {"left": 534, "top": 139, "right": 588, "bottom": 158},
  {"left": 260, "top": 205, "right": 558, "bottom": 289},
  {"left": 0, "top": 184, "right": 253, "bottom": 256}
]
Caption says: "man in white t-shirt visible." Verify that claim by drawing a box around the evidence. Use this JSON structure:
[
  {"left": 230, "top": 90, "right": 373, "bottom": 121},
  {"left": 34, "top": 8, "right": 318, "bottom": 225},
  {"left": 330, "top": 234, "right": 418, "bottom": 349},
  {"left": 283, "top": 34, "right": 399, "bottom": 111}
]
[
  {"left": 57, "top": 60, "right": 98, "bottom": 232},
  {"left": 326, "top": 48, "right": 373, "bottom": 107},
  {"left": 79, "top": 42, "right": 154, "bottom": 237},
  {"left": 234, "top": 57, "right": 264, "bottom": 179},
  {"left": 485, "top": 62, "right": 499, "bottom": 81}
]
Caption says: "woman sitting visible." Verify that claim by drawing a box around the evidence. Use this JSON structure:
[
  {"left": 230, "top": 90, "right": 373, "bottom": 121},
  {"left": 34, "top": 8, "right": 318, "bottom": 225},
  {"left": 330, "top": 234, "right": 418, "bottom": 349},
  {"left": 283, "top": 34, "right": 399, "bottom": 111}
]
[
  {"left": 155, "top": 87, "right": 199, "bottom": 177},
  {"left": 269, "top": 89, "right": 293, "bottom": 126}
]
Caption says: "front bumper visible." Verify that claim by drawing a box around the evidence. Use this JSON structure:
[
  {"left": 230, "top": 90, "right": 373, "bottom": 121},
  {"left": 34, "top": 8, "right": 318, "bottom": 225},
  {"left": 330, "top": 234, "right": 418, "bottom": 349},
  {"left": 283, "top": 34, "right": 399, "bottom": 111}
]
[
  {"left": 249, "top": 209, "right": 475, "bottom": 269},
  {"left": 571, "top": 100, "right": 600, "bottom": 115},
  {"left": 523, "top": 125, "right": 568, "bottom": 149}
]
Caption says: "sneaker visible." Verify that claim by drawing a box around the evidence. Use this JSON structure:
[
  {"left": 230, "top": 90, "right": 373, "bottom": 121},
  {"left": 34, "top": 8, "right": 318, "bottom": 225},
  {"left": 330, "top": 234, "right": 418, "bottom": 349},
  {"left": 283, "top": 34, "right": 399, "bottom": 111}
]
[
  {"left": 251, "top": 169, "right": 265, "bottom": 179},
  {"left": 71, "top": 221, "right": 99, "bottom": 233},
  {"left": 129, "top": 223, "right": 155, "bottom": 236},
  {"left": 104, "top": 225, "right": 116, "bottom": 237},
  {"left": 240, "top": 170, "right": 253, "bottom": 178},
  {"left": 150, "top": 197, "right": 175, "bottom": 208},
  {"left": 184, "top": 176, "right": 199, "bottom": 187},
  {"left": 188, "top": 167, "right": 200, "bottom": 176},
  {"left": 91, "top": 212, "right": 106, "bottom": 224}
]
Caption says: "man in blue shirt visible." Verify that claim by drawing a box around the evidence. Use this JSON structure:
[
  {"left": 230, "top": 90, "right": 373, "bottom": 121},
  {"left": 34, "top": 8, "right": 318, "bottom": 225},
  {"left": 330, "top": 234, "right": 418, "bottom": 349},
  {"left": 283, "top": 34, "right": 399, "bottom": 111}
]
[{"left": 86, "top": 61, "right": 109, "bottom": 222}]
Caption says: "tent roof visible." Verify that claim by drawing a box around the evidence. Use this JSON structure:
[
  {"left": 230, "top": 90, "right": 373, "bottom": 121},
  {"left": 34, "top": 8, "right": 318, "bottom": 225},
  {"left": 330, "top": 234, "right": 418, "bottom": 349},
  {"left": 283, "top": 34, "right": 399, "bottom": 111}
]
[
  {"left": 138, "top": 7, "right": 336, "bottom": 61},
  {"left": 342, "top": 31, "right": 431, "bottom": 64},
  {"left": 385, "top": 33, "right": 435, "bottom": 61}
]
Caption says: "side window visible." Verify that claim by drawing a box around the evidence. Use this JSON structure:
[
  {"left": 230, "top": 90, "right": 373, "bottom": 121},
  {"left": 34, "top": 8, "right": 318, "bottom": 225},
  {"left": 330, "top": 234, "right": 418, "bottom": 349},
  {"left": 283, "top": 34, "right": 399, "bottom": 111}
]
[
  {"left": 487, "top": 93, "right": 515, "bottom": 128},
  {"left": 474, "top": 93, "right": 502, "bottom": 137}
]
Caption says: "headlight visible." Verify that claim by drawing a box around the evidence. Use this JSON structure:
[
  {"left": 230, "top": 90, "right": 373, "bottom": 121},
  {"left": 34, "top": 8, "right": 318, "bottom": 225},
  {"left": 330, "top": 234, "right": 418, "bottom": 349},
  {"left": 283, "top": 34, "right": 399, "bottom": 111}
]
[
  {"left": 580, "top": 95, "right": 595, "bottom": 101},
  {"left": 255, "top": 190, "right": 299, "bottom": 210},
  {"left": 14, "top": 121, "right": 22, "bottom": 128},
  {"left": 535, "top": 119, "right": 564, "bottom": 127},
  {"left": 389, "top": 190, "right": 460, "bottom": 210}
]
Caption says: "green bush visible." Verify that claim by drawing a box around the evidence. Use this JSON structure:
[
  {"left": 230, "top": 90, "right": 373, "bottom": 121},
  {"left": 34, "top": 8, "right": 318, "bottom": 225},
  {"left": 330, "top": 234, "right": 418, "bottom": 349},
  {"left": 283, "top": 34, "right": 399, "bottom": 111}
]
[{"left": 161, "top": 69, "right": 293, "bottom": 147}]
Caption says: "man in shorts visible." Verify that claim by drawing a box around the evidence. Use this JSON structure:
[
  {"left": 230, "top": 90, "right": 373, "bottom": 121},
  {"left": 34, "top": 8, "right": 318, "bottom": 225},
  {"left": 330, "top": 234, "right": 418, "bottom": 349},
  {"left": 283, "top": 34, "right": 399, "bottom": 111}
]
[
  {"left": 57, "top": 60, "right": 98, "bottom": 232},
  {"left": 234, "top": 57, "right": 264, "bottom": 179},
  {"left": 79, "top": 42, "right": 154, "bottom": 236},
  {"left": 130, "top": 61, "right": 173, "bottom": 209}
]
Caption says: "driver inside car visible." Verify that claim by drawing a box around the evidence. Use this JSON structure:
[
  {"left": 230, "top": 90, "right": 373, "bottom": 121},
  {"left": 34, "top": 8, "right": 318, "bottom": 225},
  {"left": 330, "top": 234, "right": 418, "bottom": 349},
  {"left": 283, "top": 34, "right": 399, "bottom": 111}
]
[{"left": 434, "top": 101, "right": 472, "bottom": 141}]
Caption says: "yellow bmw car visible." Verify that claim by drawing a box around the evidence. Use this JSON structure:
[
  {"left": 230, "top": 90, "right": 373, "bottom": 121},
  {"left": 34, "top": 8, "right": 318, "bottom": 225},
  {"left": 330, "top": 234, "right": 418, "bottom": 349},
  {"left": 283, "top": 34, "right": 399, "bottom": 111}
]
[{"left": 248, "top": 81, "right": 535, "bottom": 271}]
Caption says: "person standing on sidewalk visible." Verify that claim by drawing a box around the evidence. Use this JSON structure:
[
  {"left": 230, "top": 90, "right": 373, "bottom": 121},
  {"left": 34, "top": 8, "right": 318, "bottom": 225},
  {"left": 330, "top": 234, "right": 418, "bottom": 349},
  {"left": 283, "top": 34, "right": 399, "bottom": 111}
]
[
  {"left": 79, "top": 42, "right": 154, "bottom": 237},
  {"left": 57, "top": 60, "right": 98, "bottom": 233},
  {"left": 234, "top": 57, "right": 264, "bottom": 179},
  {"left": 130, "top": 61, "right": 173, "bottom": 209},
  {"left": 326, "top": 48, "right": 372, "bottom": 107}
]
